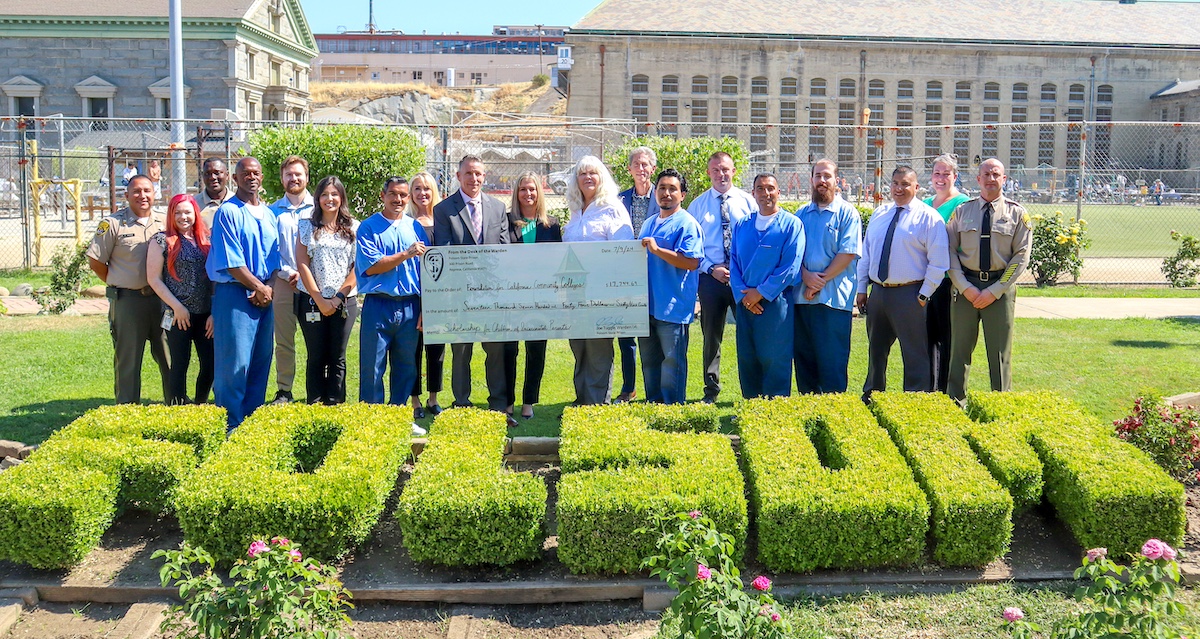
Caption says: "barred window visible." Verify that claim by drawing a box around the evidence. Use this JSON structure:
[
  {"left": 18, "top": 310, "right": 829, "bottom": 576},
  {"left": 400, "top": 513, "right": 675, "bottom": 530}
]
[
  {"left": 1097, "top": 85, "right": 1113, "bottom": 103},
  {"left": 631, "top": 98, "right": 648, "bottom": 122},
  {"left": 955, "top": 82, "right": 971, "bottom": 100},
  {"left": 751, "top": 76, "right": 768, "bottom": 96},
  {"left": 662, "top": 75, "right": 679, "bottom": 94},
  {"left": 1068, "top": 84, "right": 1085, "bottom": 103},
  {"left": 1040, "top": 83, "right": 1057, "bottom": 102},
  {"left": 984, "top": 82, "right": 1000, "bottom": 101},
  {"left": 721, "top": 76, "right": 738, "bottom": 95},
  {"left": 692, "top": 75, "right": 708, "bottom": 94},
  {"left": 839, "top": 79, "right": 856, "bottom": 98},
  {"left": 897, "top": 80, "right": 914, "bottom": 99},
  {"left": 926, "top": 81, "right": 943, "bottom": 100},
  {"left": 868, "top": 79, "right": 885, "bottom": 98},
  {"left": 632, "top": 75, "right": 648, "bottom": 94},
  {"left": 1012, "top": 83, "right": 1028, "bottom": 102},
  {"left": 810, "top": 78, "right": 827, "bottom": 97},
  {"left": 780, "top": 77, "right": 798, "bottom": 96}
]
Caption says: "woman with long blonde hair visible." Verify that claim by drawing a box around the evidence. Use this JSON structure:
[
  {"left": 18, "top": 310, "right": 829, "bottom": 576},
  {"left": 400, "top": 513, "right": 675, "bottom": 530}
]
[
  {"left": 503, "top": 172, "right": 563, "bottom": 419},
  {"left": 405, "top": 171, "right": 446, "bottom": 420},
  {"left": 561, "top": 156, "right": 634, "bottom": 405}
]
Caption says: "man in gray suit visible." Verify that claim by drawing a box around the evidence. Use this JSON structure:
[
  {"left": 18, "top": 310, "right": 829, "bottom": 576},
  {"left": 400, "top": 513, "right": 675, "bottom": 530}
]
[{"left": 432, "top": 155, "right": 515, "bottom": 425}]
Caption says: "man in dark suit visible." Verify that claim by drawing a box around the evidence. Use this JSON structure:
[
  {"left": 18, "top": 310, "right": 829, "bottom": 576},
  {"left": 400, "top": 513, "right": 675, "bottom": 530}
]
[
  {"left": 615, "top": 146, "right": 660, "bottom": 404},
  {"left": 432, "top": 155, "right": 515, "bottom": 425}
]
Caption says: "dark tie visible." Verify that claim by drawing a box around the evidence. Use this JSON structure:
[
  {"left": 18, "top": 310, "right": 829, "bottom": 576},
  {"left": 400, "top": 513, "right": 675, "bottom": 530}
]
[
  {"left": 980, "top": 202, "right": 993, "bottom": 272},
  {"left": 720, "top": 194, "right": 731, "bottom": 264},
  {"left": 876, "top": 205, "right": 904, "bottom": 283}
]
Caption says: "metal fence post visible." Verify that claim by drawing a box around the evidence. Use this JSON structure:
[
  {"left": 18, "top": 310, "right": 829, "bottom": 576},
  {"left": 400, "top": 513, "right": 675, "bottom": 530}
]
[
  {"left": 1074, "top": 122, "right": 1087, "bottom": 284},
  {"left": 18, "top": 122, "right": 31, "bottom": 269}
]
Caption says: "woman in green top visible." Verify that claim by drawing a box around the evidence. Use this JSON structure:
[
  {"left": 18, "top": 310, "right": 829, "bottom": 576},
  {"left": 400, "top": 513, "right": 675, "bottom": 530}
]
[
  {"left": 505, "top": 173, "right": 562, "bottom": 419},
  {"left": 924, "top": 154, "right": 971, "bottom": 393}
]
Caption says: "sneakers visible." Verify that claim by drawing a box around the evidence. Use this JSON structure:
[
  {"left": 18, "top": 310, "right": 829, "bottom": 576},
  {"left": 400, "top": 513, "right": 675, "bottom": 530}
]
[
  {"left": 271, "top": 390, "right": 293, "bottom": 405},
  {"left": 614, "top": 390, "right": 637, "bottom": 404},
  {"left": 410, "top": 422, "right": 427, "bottom": 437}
]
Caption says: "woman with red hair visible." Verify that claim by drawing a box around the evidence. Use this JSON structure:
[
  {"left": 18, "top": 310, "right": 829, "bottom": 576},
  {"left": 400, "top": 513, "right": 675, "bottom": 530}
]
[{"left": 147, "top": 193, "right": 214, "bottom": 404}]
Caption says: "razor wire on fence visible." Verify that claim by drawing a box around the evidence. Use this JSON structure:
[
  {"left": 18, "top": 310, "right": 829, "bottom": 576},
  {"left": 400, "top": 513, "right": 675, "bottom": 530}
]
[{"left": 0, "top": 115, "right": 1196, "bottom": 285}]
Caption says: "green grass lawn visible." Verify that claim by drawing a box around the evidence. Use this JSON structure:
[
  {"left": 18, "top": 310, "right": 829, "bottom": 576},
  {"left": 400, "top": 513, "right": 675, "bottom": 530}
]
[
  {"left": 1016, "top": 284, "right": 1199, "bottom": 298},
  {"left": 0, "top": 267, "right": 102, "bottom": 293},
  {"left": 1023, "top": 202, "right": 1198, "bottom": 258},
  {"left": 2, "top": 314, "right": 1198, "bottom": 446}
]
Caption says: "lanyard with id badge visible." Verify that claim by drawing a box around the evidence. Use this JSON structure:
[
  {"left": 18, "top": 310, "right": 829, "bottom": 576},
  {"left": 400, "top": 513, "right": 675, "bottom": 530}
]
[{"left": 304, "top": 295, "right": 346, "bottom": 323}]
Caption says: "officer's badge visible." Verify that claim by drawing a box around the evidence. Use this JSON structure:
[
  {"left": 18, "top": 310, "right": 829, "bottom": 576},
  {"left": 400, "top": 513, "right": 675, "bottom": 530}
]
[{"left": 95, "top": 220, "right": 110, "bottom": 235}]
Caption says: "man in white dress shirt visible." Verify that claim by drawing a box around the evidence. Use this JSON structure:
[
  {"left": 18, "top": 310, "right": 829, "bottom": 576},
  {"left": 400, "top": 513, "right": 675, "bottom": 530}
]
[
  {"left": 855, "top": 166, "right": 949, "bottom": 400},
  {"left": 687, "top": 152, "right": 758, "bottom": 404}
]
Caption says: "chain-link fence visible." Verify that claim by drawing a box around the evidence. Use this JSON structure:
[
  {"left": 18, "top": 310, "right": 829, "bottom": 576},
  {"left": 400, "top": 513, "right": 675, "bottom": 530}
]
[{"left": 2, "top": 116, "right": 1196, "bottom": 284}]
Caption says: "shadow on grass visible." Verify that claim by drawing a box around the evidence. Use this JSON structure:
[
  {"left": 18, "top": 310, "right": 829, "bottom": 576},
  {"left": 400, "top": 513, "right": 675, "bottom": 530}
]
[
  {"left": 1112, "top": 340, "right": 1175, "bottom": 349},
  {"left": 0, "top": 397, "right": 111, "bottom": 445}
]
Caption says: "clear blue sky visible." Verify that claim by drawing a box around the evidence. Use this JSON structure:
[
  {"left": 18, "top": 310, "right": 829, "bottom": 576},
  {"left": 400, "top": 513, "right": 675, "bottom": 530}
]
[{"left": 298, "top": 0, "right": 600, "bottom": 35}]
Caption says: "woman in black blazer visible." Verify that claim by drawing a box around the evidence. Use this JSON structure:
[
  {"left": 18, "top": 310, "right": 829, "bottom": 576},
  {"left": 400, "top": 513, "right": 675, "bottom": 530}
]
[{"left": 505, "top": 172, "right": 562, "bottom": 419}]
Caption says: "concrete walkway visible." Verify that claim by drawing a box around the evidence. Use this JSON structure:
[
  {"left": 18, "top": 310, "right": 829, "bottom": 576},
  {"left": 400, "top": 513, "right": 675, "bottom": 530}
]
[{"left": 3, "top": 296, "right": 1199, "bottom": 320}]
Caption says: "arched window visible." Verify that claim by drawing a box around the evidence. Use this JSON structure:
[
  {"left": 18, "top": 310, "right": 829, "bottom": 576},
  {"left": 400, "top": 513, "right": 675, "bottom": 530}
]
[
  {"left": 662, "top": 75, "right": 679, "bottom": 94},
  {"left": 751, "top": 76, "right": 768, "bottom": 95},
  {"left": 692, "top": 75, "right": 708, "bottom": 94},
  {"left": 984, "top": 82, "right": 1000, "bottom": 100},
  {"left": 868, "top": 79, "right": 885, "bottom": 98},
  {"left": 1097, "top": 85, "right": 1113, "bottom": 103},
  {"left": 810, "top": 78, "right": 827, "bottom": 97},
  {"left": 839, "top": 78, "right": 856, "bottom": 97},
  {"left": 897, "top": 80, "right": 914, "bottom": 99},
  {"left": 926, "top": 81, "right": 943, "bottom": 100},
  {"left": 780, "top": 77, "right": 798, "bottom": 96},
  {"left": 1012, "top": 83, "right": 1028, "bottom": 101},
  {"left": 631, "top": 74, "right": 648, "bottom": 94},
  {"left": 955, "top": 81, "right": 971, "bottom": 100},
  {"left": 1041, "top": 83, "right": 1057, "bottom": 102},
  {"left": 1068, "top": 84, "right": 1085, "bottom": 102},
  {"left": 721, "top": 76, "right": 739, "bottom": 95}
]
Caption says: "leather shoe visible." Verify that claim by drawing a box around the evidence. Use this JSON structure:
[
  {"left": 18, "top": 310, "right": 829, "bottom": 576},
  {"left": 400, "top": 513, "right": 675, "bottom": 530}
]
[
  {"left": 426, "top": 403, "right": 443, "bottom": 416},
  {"left": 614, "top": 391, "right": 636, "bottom": 403},
  {"left": 413, "top": 406, "right": 426, "bottom": 420},
  {"left": 701, "top": 395, "right": 717, "bottom": 405},
  {"left": 506, "top": 414, "right": 519, "bottom": 428}
]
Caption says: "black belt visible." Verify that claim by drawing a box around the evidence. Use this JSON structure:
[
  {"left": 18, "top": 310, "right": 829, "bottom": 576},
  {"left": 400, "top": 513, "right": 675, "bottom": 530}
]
[
  {"left": 963, "top": 268, "right": 1006, "bottom": 282},
  {"left": 873, "top": 280, "right": 921, "bottom": 288},
  {"left": 367, "top": 293, "right": 419, "bottom": 302},
  {"left": 107, "top": 285, "right": 155, "bottom": 297}
]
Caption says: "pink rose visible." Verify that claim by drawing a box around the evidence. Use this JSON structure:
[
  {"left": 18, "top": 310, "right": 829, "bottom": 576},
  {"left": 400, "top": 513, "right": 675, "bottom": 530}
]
[
  {"left": 758, "top": 605, "right": 772, "bottom": 617},
  {"left": 696, "top": 564, "right": 711, "bottom": 581},
  {"left": 1142, "top": 539, "right": 1168, "bottom": 560},
  {"left": 1086, "top": 548, "right": 1107, "bottom": 562},
  {"left": 247, "top": 540, "right": 269, "bottom": 558},
  {"left": 271, "top": 537, "right": 290, "bottom": 546},
  {"left": 289, "top": 549, "right": 302, "bottom": 562},
  {"left": 1002, "top": 607, "right": 1024, "bottom": 623},
  {"left": 770, "top": 613, "right": 781, "bottom": 622},
  {"left": 752, "top": 576, "right": 772, "bottom": 591},
  {"left": 1163, "top": 544, "right": 1177, "bottom": 562},
  {"left": 688, "top": 510, "right": 701, "bottom": 520}
]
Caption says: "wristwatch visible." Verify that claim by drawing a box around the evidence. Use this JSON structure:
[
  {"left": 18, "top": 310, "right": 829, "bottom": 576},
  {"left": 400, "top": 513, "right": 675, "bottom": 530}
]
[
  {"left": 706, "top": 265, "right": 716, "bottom": 276},
  {"left": 917, "top": 294, "right": 929, "bottom": 304},
  {"left": 335, "top": 291, "right": 347, "bottom": 303}
]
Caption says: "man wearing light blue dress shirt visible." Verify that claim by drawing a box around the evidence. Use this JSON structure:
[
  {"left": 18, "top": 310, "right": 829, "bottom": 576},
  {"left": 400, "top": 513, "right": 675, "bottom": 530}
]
[
  {"left": 794, "top": 159, "right": 861, "bottom": 394},
  {"left": 687, "top": 152, "right": 757, "bottom": 403},
  {"left": 638, "top": 169, "right": 703, "bottom": 405},
  {"left": 357, "top": 177, "right": 429, "bottom": 411},
  {"left": 855, "top": 166, "right": 949, "bottom": 399},
  {"left": 207, "top": 157, "right": 280, "bottom": 429},
  {"left": 729, "top": 173, "right": 804, "bottom": 399},
  {"left": 267, "top": 155, "right": 313, "bottom": 405}
]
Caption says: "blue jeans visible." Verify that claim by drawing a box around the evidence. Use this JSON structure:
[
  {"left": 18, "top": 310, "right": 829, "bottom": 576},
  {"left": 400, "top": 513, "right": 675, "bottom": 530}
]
[
  {"left": 617, "top": 336, "right": 637, "bottom": 395},
  {"left": 212, "top": 283, "right": 274, "bottom": 428},
  {"left": 793, "top": 304, "right": 852, "bottom": 394},
  {"left": 735, "top": 292, "right": 794, "bottom": 399},
  {"left": 359, "top": 294, "right": 421, "bottom": 405},
  {"left": 639, "top": 318, "right": 689, "bottom": 404}
]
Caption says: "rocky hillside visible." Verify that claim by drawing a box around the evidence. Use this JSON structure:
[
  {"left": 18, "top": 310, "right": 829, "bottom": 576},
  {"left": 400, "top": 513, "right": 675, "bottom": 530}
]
[{"left": 310, "top": 81, "right": 562, "bottom": 124}]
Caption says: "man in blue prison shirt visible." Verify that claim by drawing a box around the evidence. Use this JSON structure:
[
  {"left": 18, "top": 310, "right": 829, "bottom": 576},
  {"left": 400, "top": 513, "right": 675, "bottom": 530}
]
[
  {"left": 357, "top": 177, "right": 429, "bottom": 427},
  {"left": 793, "top": 159, "right": 862, "bottom": 394},
  {"left": 638, "top": 169, "right": 704, "bottom": 405},
  {"left": 207, "top": 157, "right": 281, "bottom": 429}
]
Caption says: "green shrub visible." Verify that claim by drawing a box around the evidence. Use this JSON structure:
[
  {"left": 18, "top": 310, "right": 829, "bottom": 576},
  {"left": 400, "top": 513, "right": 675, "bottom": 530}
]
[
  {"left": 0, "top": 404, "right": 226, "bottom": 568},
  {"left": 603, "top": 136, "right": 749, "bottom": 208},
  {"left": 31, "top": 243, "right": 89, "bottom": 314},
  {"left": 249, "top": 124, "right": 426, "bottom": 218},
  {"left": 1162, "top": 230, "right": 1200, "bottom": 288},
  {"left": 397, "top": 408, "right": 546, "bottom": 565},
  {"left": 968, "top": 392, "right": 1185, "bottom": 555},
  {"left": 870, "top": 392, "right": 1014, "bottom": 566},
  {"left": 1114, "top": 395, "right": 1200, "bottom": 483},
  {"left": 738, "top": 395, "right": 929, "bottom": 572},
  {"left": 557, "top": 404, "right": 747, "bottom": 574},
  {"left": 175, "top": 403, "right": 410, "bottom": 564},
  {"left": 531, "top": 73, "right": 549, "bottom": 88},
  {"left": 1028, "top": 211, "right": 1089, "bottom": 287}
]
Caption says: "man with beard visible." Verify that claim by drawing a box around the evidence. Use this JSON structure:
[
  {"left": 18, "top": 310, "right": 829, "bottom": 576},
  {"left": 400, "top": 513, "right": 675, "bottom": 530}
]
[
  {"left": 208, "top": 157, "right": 280, "bottom": 429},
  {"left": 267, "top": 156, "right": 313, "bottom": 404},
  {"left": 794, "top": 159, "right": 862, "bottom": 393},
  {"left": 687, "top": 152, "right": 757, "bottom": 403},
  {"left": 197, "top": 158, "right": 233, "bottom": 228}
]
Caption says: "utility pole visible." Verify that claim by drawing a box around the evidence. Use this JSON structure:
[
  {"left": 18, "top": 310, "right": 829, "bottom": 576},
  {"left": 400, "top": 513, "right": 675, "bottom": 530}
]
[
  {"left": 168, "top": 0, "right": 186, "bottom": 196},
  {"left": 536, "top": 24, "right": 544, "bottom": 72}
]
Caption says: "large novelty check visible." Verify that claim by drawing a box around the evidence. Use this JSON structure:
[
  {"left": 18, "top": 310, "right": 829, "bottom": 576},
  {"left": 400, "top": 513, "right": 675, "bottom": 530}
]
[{"left": 419, "top": 241, "right": 649, "bottom": 344}]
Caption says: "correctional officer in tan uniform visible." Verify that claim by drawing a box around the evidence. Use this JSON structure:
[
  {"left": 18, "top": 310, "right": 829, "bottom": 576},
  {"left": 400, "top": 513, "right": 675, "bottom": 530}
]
[
  {"left": 946, "top": 158, "right": 1032, "bottom": 404},
  {"left": 87, "top": 174, "right": 171, "bottom": 403}
]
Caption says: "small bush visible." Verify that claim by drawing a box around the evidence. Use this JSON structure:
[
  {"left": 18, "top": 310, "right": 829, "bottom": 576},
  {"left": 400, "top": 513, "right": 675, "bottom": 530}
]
[
  {"left": 1162, "top": 230, "right": 1200, "bottom": 288},
  {"left": 557, "top": 404, "right": 747, "bottom": 574},
  {"left": 397, "top": 408, "right": 546, "bottom": 565},
  {"left": 249, "top": 124, "right": 425, "bottom": 218},
  {"left": 603, "top": 136, "right": 750, "bottom": 208},
  {"left": 175, "top": 403, "right": 410, "bottom": 564},
  {"left": 969, "top": 392, "right": 1185, "bottom": 554},
  {"left": 1028, "top": 210, "right": 1089, "bottom": 287},
  {"left": 31, "top": 243, "right": 89, "bottom": 314},
  {"left": 870, "top": 392, "right": 1014, "bottom": 566},
  {"left": 1114, "top": 395, "right": 1200, "bottom": 484},
  {"left": 738, "top": 395, "right": 929, "bottom": 572},
  {"left": 531, "top": 73, "right": 549, "bottom": 88},
  {"left": 0, "top": 404, "right": 226, "bottom": 568}
]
